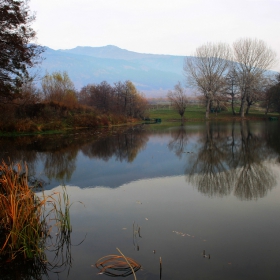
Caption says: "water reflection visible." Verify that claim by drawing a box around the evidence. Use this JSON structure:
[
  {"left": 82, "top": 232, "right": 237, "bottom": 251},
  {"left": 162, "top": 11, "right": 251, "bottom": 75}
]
[
  {"left": 186, "top": 122, "right": 234, "bottom": 197},
  {"left": 0, "top": 256, "right": 48, "bottom": 280},
  {"left": 168, "top": 126, "right": 188, "bottom": 158},
  {"left": 234, "top": 121, "right": 276, "bottom": 200},
  {"left": 43, "top": 149, "right": 77, "bottom": 182},
  {"left": 181, "top": 121, "right": 277, "bottom": 200},
  {"left": 0, "top": 126, "right": 148, "bottom": 184},
  {"left": 81, "top": 128, "right": 148, "bottom": 162},
  {"left": 1, "top": 122, "right": 280, "bottom": 199},
  {"left": 0, "top": 230, "right": 74, "bottom": 280}
]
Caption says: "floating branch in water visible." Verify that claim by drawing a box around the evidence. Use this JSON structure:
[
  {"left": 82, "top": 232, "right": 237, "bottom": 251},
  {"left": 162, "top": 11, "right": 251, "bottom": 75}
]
[
  {"left": 95, "top": 248, "right": 141, "bottom": 278},
  {"left": 133, "top": 222, "right": 142, "bottom": 251}
]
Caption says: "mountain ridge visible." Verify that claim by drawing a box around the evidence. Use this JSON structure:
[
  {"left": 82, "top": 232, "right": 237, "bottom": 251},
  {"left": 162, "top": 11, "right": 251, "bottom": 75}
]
[
  {"left": 58, "top": 45, "right": 184, "bottom": 60},
  {"left": 32, "top": 45, "right": 187, "bottom": 97}
]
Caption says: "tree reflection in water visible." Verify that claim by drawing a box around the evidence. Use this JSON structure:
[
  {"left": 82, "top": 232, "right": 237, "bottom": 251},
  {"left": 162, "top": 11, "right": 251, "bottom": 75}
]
[
  {"left": 234, "top": 121, "right": 276, "bottom": 200},
  {"left": 186, "top": 122, "right": 234, "bottom": 197},
  {"left": 168, "top": 121, "right": 277, "bottom": 200},
  {"left": 43, "top": 149, "right": 78, "bottom": 183},
  {"left": 0, "top": 126, "right": 149, "bottom": 184},
  {"left": 81, "top": 126, "right": 148, "bottom": 163},
  {"left": 0, "top": 123, "right": 279, "bottom": 200},
  {"left": 168, "top": 126, "right": 188, "bottom": 158}
]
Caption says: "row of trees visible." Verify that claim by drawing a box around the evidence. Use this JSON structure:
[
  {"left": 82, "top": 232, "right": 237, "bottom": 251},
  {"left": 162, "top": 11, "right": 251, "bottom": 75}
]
[
  {"left": 15, "top": 71, "right": 148, "bottom": 119},
  {"left": 78, "top": 80, "right": 147, "bottom": 118},
  {"left": 183, "top": 38, "right": 278, "bottom": 118}
]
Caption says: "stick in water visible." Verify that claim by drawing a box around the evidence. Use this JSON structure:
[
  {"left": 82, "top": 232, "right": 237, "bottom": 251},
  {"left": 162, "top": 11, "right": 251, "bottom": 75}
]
[
  {"left": 160, "top": 257, "right": 162, "bottom": 279},
  {"left": 116, "top": 247, "right": 137, "bottom": 280}
]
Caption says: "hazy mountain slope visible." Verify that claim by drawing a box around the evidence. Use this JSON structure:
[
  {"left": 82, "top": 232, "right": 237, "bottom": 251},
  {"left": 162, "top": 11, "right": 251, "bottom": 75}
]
[
  {"left": 32, "top": 46, "right": 186, "bottom": 96},
  {"left": 32, "top": 45, "right": 277, "bottom": 97}
]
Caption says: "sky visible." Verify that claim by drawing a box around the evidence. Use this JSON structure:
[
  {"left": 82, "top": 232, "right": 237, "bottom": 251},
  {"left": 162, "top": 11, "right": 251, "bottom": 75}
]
[{"left": 29, "top": 0, "right": 280, "bottom": 71}]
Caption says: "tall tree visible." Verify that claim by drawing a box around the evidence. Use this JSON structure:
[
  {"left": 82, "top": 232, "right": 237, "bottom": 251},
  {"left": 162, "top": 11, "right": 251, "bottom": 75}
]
[
  {"left": 232, "top": 38, "right": 277, "bottom": 117},
  {"left": 0, "top": 0, "right": 43, "bottom": 100},
  {"left": 41, "top": 71, "right": 77, "bottom": 106},
  {"left": 184, "top": 42, "right": 231, "bottom": 118},
  {"left": 224, "top": 65, "right": 239, "bottom": 115},
  {"left": 167, "top": 81, "right": 188, "bottom": 123}
]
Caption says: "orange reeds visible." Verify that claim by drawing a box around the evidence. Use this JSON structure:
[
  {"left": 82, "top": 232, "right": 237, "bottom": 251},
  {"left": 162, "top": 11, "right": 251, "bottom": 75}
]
[
  {"left": 0, "top": 161, "right": 44, "bottom": 260},
  {"left": 0, "top": 161, "right": 74, "bottom": 263}
]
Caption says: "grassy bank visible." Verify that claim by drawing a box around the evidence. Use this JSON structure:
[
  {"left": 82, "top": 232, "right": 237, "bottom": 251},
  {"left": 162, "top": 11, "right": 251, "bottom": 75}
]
[
  {"left": 148, "top": 105, "right": 278, "bottom": 122},
  {"left": 0, "top": 102, "right": 136, "bottom": 136},
  {"left": 1, "top": 103, "right": 278, "bottom": 136}
]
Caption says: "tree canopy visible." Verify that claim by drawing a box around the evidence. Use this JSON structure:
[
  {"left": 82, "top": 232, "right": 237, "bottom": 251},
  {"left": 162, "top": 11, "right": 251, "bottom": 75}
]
[
  {"left": 42, "top": 71, "right": 77, "bottom": 106},
  {"left": 184, "top": 38, "right": 278, "bottom": 118},
  {"left": 232, "top": 38, "right": 277, "bottom": 117},
  {"left": 184, "top": 42, "right": 231, "bottom": 118},
  {"left": 0, "top": 0, "right": 43, "bottom": 100}
]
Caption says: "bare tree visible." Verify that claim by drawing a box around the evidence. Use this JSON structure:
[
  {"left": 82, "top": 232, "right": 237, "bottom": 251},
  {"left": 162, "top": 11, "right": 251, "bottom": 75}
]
[
  {"left": 261, "top": 73, "right": 280, "bottom": 114},
  {"left": 244, "top": 75, "right": 273, "bottom": 115},
  {"left": 167, "top": 81, "right": 188, "bottom": 123},
  {"left": 224, "top": 65, "right": 239, "bottom": 115},
  {"left": 232, "top": 38, "right": 277, "bottom": 117},
  {"left": 184, "top": 42, "right": 232, "bottom": 118}
]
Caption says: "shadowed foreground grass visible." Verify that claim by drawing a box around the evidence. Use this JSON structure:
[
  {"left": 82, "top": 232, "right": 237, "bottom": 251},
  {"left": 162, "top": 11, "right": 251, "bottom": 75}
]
[{"left": 0, "top": 161, "right": 74, "bottom": 278}]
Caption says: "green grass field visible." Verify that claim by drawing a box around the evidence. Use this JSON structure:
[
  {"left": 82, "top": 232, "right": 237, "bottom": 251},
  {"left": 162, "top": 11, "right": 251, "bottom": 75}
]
[{"left": 147, "top": 105, "right": 277, "bottom": 122}]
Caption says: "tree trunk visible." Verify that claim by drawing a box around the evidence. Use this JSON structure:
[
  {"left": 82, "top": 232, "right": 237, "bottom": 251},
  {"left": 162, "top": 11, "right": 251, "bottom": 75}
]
[
  {"left": 265, "top": 104, "right": 269, "bottom": 115},
  {"left": 205, "top": 98, "right": 210, "bottom": 119},
  {"left": 231, "top": 97, "right": 236, "bottom": 115},
  {"left": 240, "top": 99, "right": 245, "bottom": 118},
  {"left": 245, "top": 104, "right": 250, "bottom": 115}
]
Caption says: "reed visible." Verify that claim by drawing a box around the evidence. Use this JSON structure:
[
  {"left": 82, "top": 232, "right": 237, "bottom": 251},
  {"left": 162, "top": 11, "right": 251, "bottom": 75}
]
[
  {"left": 0, "top": 161, "right": 73, "bottom": 267},
  {"left": 0, "top": 161, "right": 45, "bottom": 260}
]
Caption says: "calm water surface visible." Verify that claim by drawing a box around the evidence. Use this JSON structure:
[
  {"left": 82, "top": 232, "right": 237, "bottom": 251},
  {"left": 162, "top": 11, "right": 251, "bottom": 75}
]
[{"left": 1, "top": 121, "right": 280, "bottom": 280}]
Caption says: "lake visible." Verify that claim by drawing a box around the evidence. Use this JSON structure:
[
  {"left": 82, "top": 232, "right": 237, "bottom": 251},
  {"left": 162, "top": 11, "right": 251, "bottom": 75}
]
[{"left": 1, "top": 120, "right": 280, "bottom": 280}]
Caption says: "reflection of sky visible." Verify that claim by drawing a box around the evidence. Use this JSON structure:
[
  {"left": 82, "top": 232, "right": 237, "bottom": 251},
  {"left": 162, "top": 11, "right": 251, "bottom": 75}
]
[
  {"left": 41, "top": 173, "right": 280, "bottom": 280},
  {"left": 65, "top": 135, "right": 191, "bottom": 189}
]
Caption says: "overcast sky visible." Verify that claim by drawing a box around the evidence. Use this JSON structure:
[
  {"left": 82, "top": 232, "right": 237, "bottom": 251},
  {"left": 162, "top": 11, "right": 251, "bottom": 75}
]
[{"left": 30, "top": 0, "right": 280, "bottom": 71}]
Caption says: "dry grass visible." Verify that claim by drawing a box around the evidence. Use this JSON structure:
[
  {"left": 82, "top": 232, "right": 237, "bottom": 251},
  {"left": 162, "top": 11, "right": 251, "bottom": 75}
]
[
  {"left": 0, "top": 161, "right": 73, "bottom": 265},
  {"left": 0, "top": 161, "right": 46, "bottom": 260}
]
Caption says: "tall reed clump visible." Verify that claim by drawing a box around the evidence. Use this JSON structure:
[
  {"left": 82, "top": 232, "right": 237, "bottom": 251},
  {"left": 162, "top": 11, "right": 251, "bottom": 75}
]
[
  {"left": 0, "top": 161, "right": 47, "bottom": 261},
  {"left": 0, "top": 161, "right": 73, "bottom": 265}
]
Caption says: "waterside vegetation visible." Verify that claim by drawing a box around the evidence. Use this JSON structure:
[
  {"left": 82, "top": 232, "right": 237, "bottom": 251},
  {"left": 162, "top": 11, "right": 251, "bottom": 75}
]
[
  {"left": 0, "top": 73, "right": 148, "bottom": 134},
  {"left": 0, "top": 161, "right": 75, "bottom": 278}
]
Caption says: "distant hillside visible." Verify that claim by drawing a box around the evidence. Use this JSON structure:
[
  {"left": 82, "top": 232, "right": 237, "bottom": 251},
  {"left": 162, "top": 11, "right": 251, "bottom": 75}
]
[{"left": 32, "top": 45, "right": 187, "bottom": 97}]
